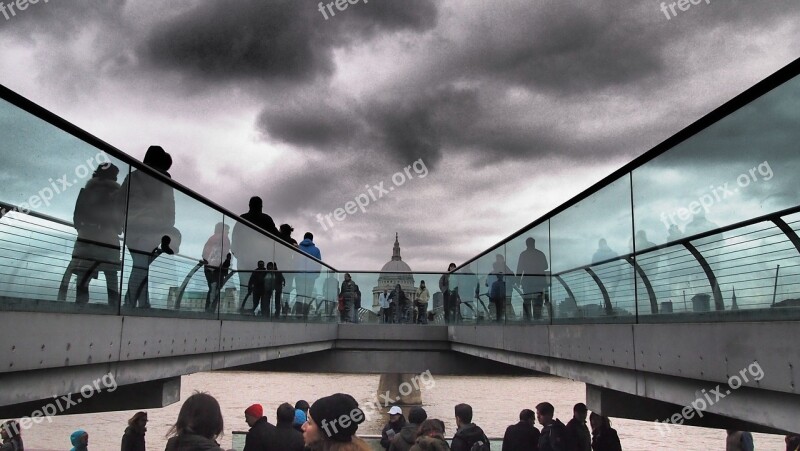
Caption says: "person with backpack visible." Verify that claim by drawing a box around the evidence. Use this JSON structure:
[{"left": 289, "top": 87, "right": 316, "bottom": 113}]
[
  {"left": 537, "top": 402, "right": 567, "bottom": 451},
  {"left": 59, "top": 162, "right": 124, "bottom": 305},
  {"left": 450, "top": 404, "right": 490, "bottom": 451}
]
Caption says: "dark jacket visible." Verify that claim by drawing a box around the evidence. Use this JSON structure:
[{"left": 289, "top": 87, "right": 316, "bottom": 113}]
[
  {"left": 120, "top": 425, "right": 145, "bottom": 451},
  {"left": 272, "top": 421, "right": 305, "bottom": 451},
  {"left": 244, "top": 417, "right": 277, "bottom": 451},
  {"left": 390, "top": 423, "right": 420, "bottom": 451},
  {"left": 564, "top": 418, "right": 591, "bottom": 451},
  {"left": 502, "top": 420, "right": 540, "bottom": 451},
  {"left": 0, "top": 437, "right": 23, "bottom": 451},
  {"left": 590, "top": 428, "right": 621, "bottom": 451},
  {"left": 341, "top": 280, "right": 360, "bottom": 303},
  {"left": 164, "top": 433, "right": 223, "bottom": 451},
  {"left": 451, "top": 423, "right": 489, "bottom": 451},
  {"left": 381, "top": 416, "right": 407, "bottom": 449},
  {"left": 539, "top": 419, "right": 567, "bottom": 451},
  {"left": 410, "top": 434, "right": 451, "bottom": 451}
]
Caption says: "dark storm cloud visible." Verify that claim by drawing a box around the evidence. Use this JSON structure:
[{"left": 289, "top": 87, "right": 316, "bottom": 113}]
[
  {"left": 456, "top": 3, "right": 664, "bottom": 94},
  {"left": 139, "top": 0, "right": 438, "bottom": 84}
]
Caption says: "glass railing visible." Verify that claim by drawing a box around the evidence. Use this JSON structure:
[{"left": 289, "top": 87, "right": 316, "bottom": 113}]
[
  {"left": 451, "top": 56, "right": 800, "bottom": 325},
  {"left": 0, "top": 84, "right": 337, "bottom": 323}
]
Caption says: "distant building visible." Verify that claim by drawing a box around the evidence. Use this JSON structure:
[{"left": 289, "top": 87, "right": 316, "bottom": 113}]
[{"left": 372, "top": 234, "right": 415, "bottom": 309}]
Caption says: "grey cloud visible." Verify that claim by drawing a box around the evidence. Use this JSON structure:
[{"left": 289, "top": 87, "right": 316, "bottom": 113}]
[{"left": 139, "top": 0, "right": 438, "bottom": 84}]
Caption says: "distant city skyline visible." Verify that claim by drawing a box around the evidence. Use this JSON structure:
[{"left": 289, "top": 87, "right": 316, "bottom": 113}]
[{"left": 0, "top": 0, "right": 798, "bottom": 271}]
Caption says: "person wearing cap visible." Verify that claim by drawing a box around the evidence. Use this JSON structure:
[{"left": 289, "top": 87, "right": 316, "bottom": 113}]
[
  {"left": 303, "top": 393, "right": 370, "bottom": 451},
  {"left": 381, "top": 406, "right": 407, "bottom": 450},
  {"left": 244, "top": 403, "right": 276, "bottom": 451},
  {"left": 294, "top": 409, "right": 307, "bottom": 434},
  {"left": 274, "top": 402, "right": 305, "bottom": 451},
  {"left": 390, "top": 406, "right": 428, "bottom": 451}
]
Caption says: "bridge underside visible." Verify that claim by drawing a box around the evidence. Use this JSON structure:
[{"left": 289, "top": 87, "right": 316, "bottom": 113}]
[{"left": 0, "top": 315, "right": 796, "bottom": 434}]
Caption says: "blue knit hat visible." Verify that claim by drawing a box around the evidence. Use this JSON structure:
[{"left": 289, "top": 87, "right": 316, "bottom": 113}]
[{"left": 293, "top": 408, "right": 306, "bottom": 426}]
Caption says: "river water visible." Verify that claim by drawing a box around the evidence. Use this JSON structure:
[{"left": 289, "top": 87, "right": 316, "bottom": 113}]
[{"left": 17, "top": 371, "right": 785, "bottom": 450}]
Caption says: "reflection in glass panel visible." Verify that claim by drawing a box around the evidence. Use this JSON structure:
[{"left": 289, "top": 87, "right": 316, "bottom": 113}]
[
  {"left": 550, "top": 175, "right": 635, "bottom": 323},
  {"left": 0, "top": 99, "right": 131, "bottom": 313},
  {"left": 505, "top": 223, "right": 551, "bottom": 323},
  {"left": 632, "top": 74, "right": 800, "bottom": 247}
]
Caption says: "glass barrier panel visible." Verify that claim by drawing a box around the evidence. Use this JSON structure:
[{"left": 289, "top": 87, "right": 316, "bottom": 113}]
[
  {"left": 221, "top": 217, "right": 278, "bottom": 320},
  {"left": 550, "top": 175, "right": 635, "bottom": 323},
  {"left": 631, "top": 74, "right": 800, "bottom": 247},
  {"left": 120, "top": 172, "right": 225, "bottom": 318},
  {"left": 0, "top": 98, "right": 131, "bottom": 314}
]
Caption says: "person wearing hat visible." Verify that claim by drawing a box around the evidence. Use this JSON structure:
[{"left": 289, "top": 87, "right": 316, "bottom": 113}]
[
  {"left": 303, "top": 393, "right": 371, "bottom": 451},
  {"left": 244, "top": 403, "right": 276, "bottom": 451},
  {"left": 390, "top": 406, "right": 428, "bottom": 451},
  {"left": 381, "top": 406, "right": 407, "bottom": 450},
  {"left": 294, "top": 408, "right": 307, "bottom": 433}
]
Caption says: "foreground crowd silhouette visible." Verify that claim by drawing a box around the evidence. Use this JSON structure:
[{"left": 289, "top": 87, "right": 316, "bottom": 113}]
[{"left": 0, "top": 391, "right": 795, "bottom": 450}]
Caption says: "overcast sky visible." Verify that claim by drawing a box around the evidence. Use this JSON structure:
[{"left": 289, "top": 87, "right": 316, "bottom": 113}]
[{"left": 1, "top": 0, "right": 798, "bottom": 271}]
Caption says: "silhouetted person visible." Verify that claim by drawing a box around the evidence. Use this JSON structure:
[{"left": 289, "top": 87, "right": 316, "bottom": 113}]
[
  {"left": 588, "top": 413, "right": 621, "bottom": 451},
  {"left": 389, "top": 283, "right": 410, "bottom": 324},
  {"left": 390, "top": 406, "right": 427, "bottom": 451},
  {"left": 490, "top": 273, "right": 507, "bottom": 323},
  {"left": 451, "top": 403, "right": 489, "bottom": 451},
  {"left": 488, "top": 254, "right": 514, "bottom": 319},
  {"left": 296, "top": 232, "right": 322, "bottom": 318},
  {"left": 414, "top": 281, "right": 430, "bottom": 324},
  {"left": 120, "top": 411, "right": 147, "bottom": 451},
  {"left": 503, "top": 409, "right": 540, "bottom": 451},
  {"left": 516, "top": 237, "right": 549, "bottom": 321},
  {"left": 440, "top": 263, "right": 458, "bottom": 323},
  {"left": 726, "top": 430, "right": 754, "bottom": 451},
  {"left": 59, "top": 163, "right": 124, "bottom": 305},
  {"left": 231, "top": 196, "right": 279, "bottom": 305},
  {"left": 411, "top": 419, "right": 449, "bottom": 451},
  {"left": 273, "top": 262, "right": 286, "bottom": 317},
  {"left": 262, "top": 261, "right": 284, "bottom": 318},
  {"left": 564, "top": 403, "right": 591, "bottom": 451},
  {"left": 244, "top": 261, "right": 267, "bottom": 314},
  {"left": 274, "top": 402, "right": 305, "bottom": 451},
  {"left": 279, "top": 223, "right": 299, "bottom": 247},
  {"left": 0, "top": 420, "right": 23, "bottom": 451},
  {"left": 122, "top": 146, "right": 177, "bottom": 308},
  {"left": 537, "top": 402, "right": 566, "bottom": 451},
  {"left": 592, "top": 239, "right": 616, "bottom": 264},
  {"left": 202, "top": 222, "right": 230, "bottom": 313},
  {"left": 785, "top": 433, "right": 800, "bottom": 451},
  {"left": 340, "top": 273, "right": 360, "bottom": 323}
]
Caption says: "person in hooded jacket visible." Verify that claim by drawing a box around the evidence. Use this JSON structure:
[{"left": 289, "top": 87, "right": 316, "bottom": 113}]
[
  {"left": 390, "top": 407, "right": 427, "bottom": 451},
  {"left": 381, "top": 406, "right": 407, "bottom": 450},
  {"left": 120, "top": 411, "right": 147, "bottom": 451},
  {"left": 165, "top": 392, "right": 224, "bottom": 451},
  {"left": 59, "top": 162, "right": 124, "bottom": 305},
  {"left": 70, "top": 430, "right": 88, "bottom": 451},
  {"left": 450, "top": 404, "right": 489, "bottom": 451},
  {"left": 502, "top": 409, "right": 539, "bottom": 451},
  {"left": 410, "top": 419, "right": 450, "bottom": 451},
  {"left": 0, "top": 420, "right": 23, "bottom": 451},
  {"left": 243, "top": 403, "right": 276, "bottom": 451},
  {"left": 537, "top": 403, "right": 567, "bottom": 451},
  {"left": 121, "top": 146, "right": 177, "bottom": 308}
]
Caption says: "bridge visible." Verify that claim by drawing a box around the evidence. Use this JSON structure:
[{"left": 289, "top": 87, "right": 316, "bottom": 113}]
[{"left": 1, "top": 57, "right": 799, "bottom": 435}]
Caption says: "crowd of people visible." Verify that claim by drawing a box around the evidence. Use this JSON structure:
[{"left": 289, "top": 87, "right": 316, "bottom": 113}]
[{"left": 2, "top": 392, "right": 798, "bottom": 450}]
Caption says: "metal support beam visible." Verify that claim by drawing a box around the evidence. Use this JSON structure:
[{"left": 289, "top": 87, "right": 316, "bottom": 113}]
[
  {"left": 624, "top": 256, "right": 658, "bottom": 314},
  {"left": 585, "top": 267, "right": 613, "bottom": 314},
  {"left": 683, "top": 242, "right": 724, "bottom": 311}
]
